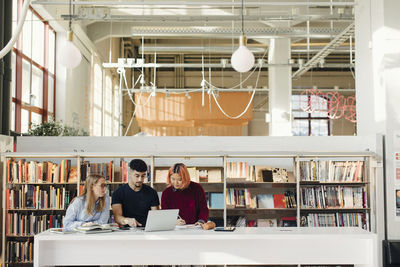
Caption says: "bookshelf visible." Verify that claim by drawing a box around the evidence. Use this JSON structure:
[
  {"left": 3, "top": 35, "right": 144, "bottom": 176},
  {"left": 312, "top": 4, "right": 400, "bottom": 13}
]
[{"left": 1, "top": 152, "right": 376, "bottom": 266}]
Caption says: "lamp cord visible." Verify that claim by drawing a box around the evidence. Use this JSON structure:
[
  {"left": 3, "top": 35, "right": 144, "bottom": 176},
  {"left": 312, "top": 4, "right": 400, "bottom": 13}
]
[
  {"left": 68, "top": 0, "right": 72, "bottom": 31},
  {"left": 241, "top": 0, "right": 244, "bottom": 35}
]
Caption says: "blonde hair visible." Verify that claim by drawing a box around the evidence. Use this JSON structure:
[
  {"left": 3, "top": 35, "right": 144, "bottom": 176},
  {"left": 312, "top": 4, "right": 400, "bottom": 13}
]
[
  {"left": 81, "top": 173, "right": 106, "bottom": 216},
  {"left": 166, "top": 163, "right": 191, "bottom": 189}
]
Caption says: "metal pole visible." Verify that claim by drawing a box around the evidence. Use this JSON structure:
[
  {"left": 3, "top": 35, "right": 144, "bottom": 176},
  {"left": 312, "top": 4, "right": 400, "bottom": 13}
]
[{"left": 0, "top": 0, "right": 12, "bottom": 135}]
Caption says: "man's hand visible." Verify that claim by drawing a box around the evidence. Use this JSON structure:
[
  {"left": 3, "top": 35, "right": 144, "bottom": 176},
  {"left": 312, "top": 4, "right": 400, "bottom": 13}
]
[{"left": 123, "top": 218, "right": 142, "bottom": 228}]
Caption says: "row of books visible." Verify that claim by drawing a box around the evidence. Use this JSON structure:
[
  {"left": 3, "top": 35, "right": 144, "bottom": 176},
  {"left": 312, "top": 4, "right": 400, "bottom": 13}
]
[
  {"left": 300, "top": 186, "right": 367, "bottom": 208},
  {"left": 226, "top": 162, "right": 293, "bottom": 183},
  {"left": 299, "top": 160, "right": 364, "bottom": 182},
  {"left": 6, "top": 213, "right": 64, "bottom": 236},
  {"left": 230, "top": 216, "right": 297, "bottom": 227},
  {"left": 303, "top": 212, "right": 369, "bottom": 230},
  {"left": 6, "top": 159, "right": 73, "bottom": 183},
  {"left": 5, "top": 241, "right": 33, "bottom": 263},
  {"left": 6, "top": 186, "right": 73, "bottom": 209},
  {"left": 155, "top": 168, "right": 222, "bottom": 183},
  {"left": 226, "top": 189, "right": 297, "bottom": 209}
]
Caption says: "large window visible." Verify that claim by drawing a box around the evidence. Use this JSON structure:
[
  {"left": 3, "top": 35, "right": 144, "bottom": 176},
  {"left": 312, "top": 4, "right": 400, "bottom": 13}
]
[
  {"left": 91, "top": 62, "right": 120, "bottom": 136},
  {"left": 292, "top": 94, "right": 330, "bottom": 136},
  {"left": 10, "top": 1, "right": 56, "bottom": 133}
]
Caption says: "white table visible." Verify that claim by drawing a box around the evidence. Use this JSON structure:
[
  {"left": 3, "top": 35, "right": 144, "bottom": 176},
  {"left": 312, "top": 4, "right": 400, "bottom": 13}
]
[{"left": 34, "top": 227, "right": 377, "bottom": 267}]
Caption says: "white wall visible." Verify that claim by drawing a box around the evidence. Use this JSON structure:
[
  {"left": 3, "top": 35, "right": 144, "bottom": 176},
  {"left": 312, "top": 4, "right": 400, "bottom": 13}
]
[{"left": 16, "top": 135, "right": 377, "bottom": 154}]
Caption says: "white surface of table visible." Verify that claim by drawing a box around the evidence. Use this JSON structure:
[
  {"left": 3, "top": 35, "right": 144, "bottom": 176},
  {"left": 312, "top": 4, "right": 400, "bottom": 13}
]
[{"left": 34, "top": 227, "right": 377, "bottom": 267}]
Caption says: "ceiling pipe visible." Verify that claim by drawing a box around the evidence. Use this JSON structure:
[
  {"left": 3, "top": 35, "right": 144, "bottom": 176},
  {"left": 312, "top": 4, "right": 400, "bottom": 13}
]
[
  {"left": 32, "top": 1, "right": 355, "bottom": 7},
  {"left": 62, "top": 14, "right": 354, "bottom": 22},
  {"left": 121, "top": 87, "right": 355, "bottom": 93},
  {"left": 102, "top": 62, "right": 353, "bottom": 69}
]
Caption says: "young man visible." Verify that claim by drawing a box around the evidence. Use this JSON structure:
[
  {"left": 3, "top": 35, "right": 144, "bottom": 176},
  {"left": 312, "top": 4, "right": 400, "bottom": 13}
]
[{"left": 112, "top": 159, "right": 159, "bottom": 227}]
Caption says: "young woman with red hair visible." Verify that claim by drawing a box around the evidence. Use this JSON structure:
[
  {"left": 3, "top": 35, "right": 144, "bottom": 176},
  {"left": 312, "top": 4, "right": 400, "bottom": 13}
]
[{"left": 161, "top": 163, "right": 209, "bottom": 226}]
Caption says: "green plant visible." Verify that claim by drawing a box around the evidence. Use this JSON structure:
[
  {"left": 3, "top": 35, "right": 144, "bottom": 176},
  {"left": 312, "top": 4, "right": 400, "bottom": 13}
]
[{"left": 28, "top": 121, "right": 89, "bottom": 136}]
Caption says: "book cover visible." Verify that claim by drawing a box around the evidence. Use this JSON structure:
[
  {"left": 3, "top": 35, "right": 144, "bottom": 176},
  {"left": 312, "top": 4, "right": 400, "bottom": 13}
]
[
  {"left": 210, "top": 192, "right": 224, "bottom": 209},
  {"left": 257, "top": 194, "right": 274, "bottom": 208},
  {"left": 273, "top": 194, "right": 286, "bottom": 208}
]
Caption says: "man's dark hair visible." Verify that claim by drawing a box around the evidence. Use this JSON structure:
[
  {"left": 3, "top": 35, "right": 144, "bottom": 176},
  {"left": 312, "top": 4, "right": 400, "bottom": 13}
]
[{"left": 129, "top": 159, "right": 148, "bottom": 172}]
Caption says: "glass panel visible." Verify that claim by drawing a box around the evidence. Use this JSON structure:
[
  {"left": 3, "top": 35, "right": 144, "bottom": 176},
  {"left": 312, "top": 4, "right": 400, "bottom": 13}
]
[
  {"left": 114, "top": 84, "right": 120, "bottom": 136},
  {"left": 293, "top": 111, "right": 308, "bottom": 118},
  {"left": 311, "top": 111, "right": 328, "bottom": 117},
  {"left": 93, "top": 107, "right": 102, "bottom": 136},
  {"left": 292, "top": 95, "right": 300, "bottom": 110},
  {"left": 32, "top": 13, "right": 44, "bottom": 66},
  {"left": 31, "top": 112, "right": 42, "bottom": 125},
  {"left": 48, "top": 30, "right": 55, "bottom": 74},
  {"left": 21, "top": 108, "right": 29, "bottom": 133},
  {"left": 22, "top": 10, "right": 32, "bottom": 57},
  {"left": 292, "top": 120, "right": 309, "bottom": 136},
  {"left": 11, "top": 52, "right": 16, "bottom": 98},
  {"left": 11, "top": 102, "right": 15, "bottom": 131},
  {"left": 94, "top": 64, "right": 103, "bottom": 106},
  {"left": 31, "top": 65, "right": 43, "bottom": 108},
  {"left": 48, "top": 75, "right": 54, "bottom": 112},
  {"left": 113, "top": 119, "right": 119, "bottom": 136},
  {"left": 104, "top": 114, "right": 112, "bottom": 136},
  {"left": 22, "top": 59, "right": 31, "bottom": 104},
  {"left": 105, "top": 76, "right": 112, "bottom": 113},
  {"left": 311, "top": 120, "right": 329, "bottom": 136}
]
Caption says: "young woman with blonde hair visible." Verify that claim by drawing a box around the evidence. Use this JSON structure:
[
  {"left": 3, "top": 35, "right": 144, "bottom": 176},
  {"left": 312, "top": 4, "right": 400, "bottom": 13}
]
[{"left": 63, "top": 173, "right": 110, "bottom": 231}]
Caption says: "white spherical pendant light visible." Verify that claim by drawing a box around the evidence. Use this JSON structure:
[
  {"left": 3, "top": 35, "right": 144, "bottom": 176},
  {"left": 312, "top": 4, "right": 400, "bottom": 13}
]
[
  {"left": 60, "top": 31, "right": 82, "bottom": 69},
  {"left": 231, "top": 35, "right": 255, "bottom": 73}
]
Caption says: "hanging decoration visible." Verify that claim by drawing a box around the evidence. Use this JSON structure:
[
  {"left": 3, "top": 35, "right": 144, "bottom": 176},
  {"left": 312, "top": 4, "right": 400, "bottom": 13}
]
[{"left": 300, "top": 87, "right": 356, "bottom": 123}]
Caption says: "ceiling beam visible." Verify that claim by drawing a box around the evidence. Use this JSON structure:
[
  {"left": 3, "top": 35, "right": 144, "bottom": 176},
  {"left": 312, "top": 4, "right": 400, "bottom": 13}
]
[
  {"left": 292, "top": 22, "right": 354, "bottom": 79},
  {"left": 32, "top": 1, "right": 355, "bottom": 7}
]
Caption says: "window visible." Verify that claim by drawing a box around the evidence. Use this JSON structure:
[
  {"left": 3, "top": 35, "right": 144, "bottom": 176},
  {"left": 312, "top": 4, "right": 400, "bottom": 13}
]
[
  {"left": 292, "top": 95, "right": 330, "bottom": 136},
  {"left": 91, "top": 61, "right": 120, "bottom": 136},
  {"left": 11, "top": 1, "right": 56, "bottom": 133},
  {"left": 92, "top": 63, "right": 103, "bottom": 136}
]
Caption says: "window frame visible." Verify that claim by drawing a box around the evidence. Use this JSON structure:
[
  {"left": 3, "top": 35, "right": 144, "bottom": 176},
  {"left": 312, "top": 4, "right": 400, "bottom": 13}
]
[
  {"left": 11, "top": 1, "right": 56, "bottom": 133},
  {"left": 292, "top": 94, "right": 331, "bottom": 136}
]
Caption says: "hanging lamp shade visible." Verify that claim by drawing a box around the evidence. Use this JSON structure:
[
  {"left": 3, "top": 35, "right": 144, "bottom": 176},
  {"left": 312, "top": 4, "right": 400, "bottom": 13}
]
[
  {"left": 231, "top": 35, "right": 255, "bottom": 73},
  {"left": 230, "top": 0, "right": 255, "bottom": 73},
  {"left": 59, "top": 31, "right": 82, "bottom": 69}
]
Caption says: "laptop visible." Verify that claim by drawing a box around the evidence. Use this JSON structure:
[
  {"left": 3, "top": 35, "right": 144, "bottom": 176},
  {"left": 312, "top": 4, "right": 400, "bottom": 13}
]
[{"left": 143, "top": 209, "right": 179, "bottom": 232}]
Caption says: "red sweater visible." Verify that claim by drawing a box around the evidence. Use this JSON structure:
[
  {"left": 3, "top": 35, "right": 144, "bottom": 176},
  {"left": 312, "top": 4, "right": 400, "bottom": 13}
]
[{"left": 161, "top": 182, "right": 209, "bottom": 224}]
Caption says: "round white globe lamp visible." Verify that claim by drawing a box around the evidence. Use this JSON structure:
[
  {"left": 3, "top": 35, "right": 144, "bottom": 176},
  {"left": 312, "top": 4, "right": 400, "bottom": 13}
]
[
  {"left": 231, "top": 35, "right": 255, "bottom": 73},
  {"left": 59, "top": 31, "right": 82, "bottom": 69}
]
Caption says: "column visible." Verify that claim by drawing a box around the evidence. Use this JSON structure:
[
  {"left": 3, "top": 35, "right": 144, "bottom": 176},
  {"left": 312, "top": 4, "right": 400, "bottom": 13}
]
[{"left": 268, "top": 38, "right": 292, "bottom": 136}]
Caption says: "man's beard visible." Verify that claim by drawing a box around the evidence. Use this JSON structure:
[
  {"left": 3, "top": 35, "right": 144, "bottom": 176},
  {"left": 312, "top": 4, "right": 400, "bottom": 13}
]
[{"left": 134, "top": 182, "right": 142, "bottom": 188}]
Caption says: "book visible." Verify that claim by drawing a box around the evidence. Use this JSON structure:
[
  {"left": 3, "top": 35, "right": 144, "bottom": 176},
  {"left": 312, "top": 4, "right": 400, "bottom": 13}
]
[
  {"left": 74, "top": 223, "right": 116, "bottom": 234},
  {"left": 208, "top": 169, "right": 222, "bottom": 182},
  {"left": 257, "top": 218, "right": 278, "bottom": 227},
  {"left": 155, "top": 169, "right": 169, "bottom": 183},
  {"left": 257, "top": 194, "right": 274, "bottom": 208},
  {"left": 273, "top": 194, "right": 286, "bottom": 208},
  {"left": 50, "top": 228, "right": 74, "bottom": 234},
  {"left": 210, "top": 192, "right": 224, "bottom": 209}
]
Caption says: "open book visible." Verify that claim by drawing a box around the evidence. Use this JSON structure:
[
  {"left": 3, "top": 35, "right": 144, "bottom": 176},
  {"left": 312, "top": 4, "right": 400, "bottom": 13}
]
[{"left": 74, "top": 223, "right": 117, "bottom": 234}]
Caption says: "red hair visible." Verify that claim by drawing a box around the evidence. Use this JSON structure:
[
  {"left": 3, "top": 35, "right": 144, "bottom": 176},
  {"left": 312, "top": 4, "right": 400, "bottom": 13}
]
[{"left": 166, "top": 163, "right": 191, "bottom": 189}]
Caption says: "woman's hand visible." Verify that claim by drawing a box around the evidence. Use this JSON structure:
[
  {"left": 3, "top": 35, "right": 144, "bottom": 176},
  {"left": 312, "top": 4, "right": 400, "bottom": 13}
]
[
  {"left": 176, "top": 218, "right": 186, "bottom": 225},
  {"left": 200, "top": 221, "right": 216, "bottom": 230}
]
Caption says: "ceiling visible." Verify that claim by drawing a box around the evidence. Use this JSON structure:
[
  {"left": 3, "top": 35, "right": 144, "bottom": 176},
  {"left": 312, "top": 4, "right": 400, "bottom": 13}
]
[{"left": 31, "top": 0, "right": 356, "bottom": 74}]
